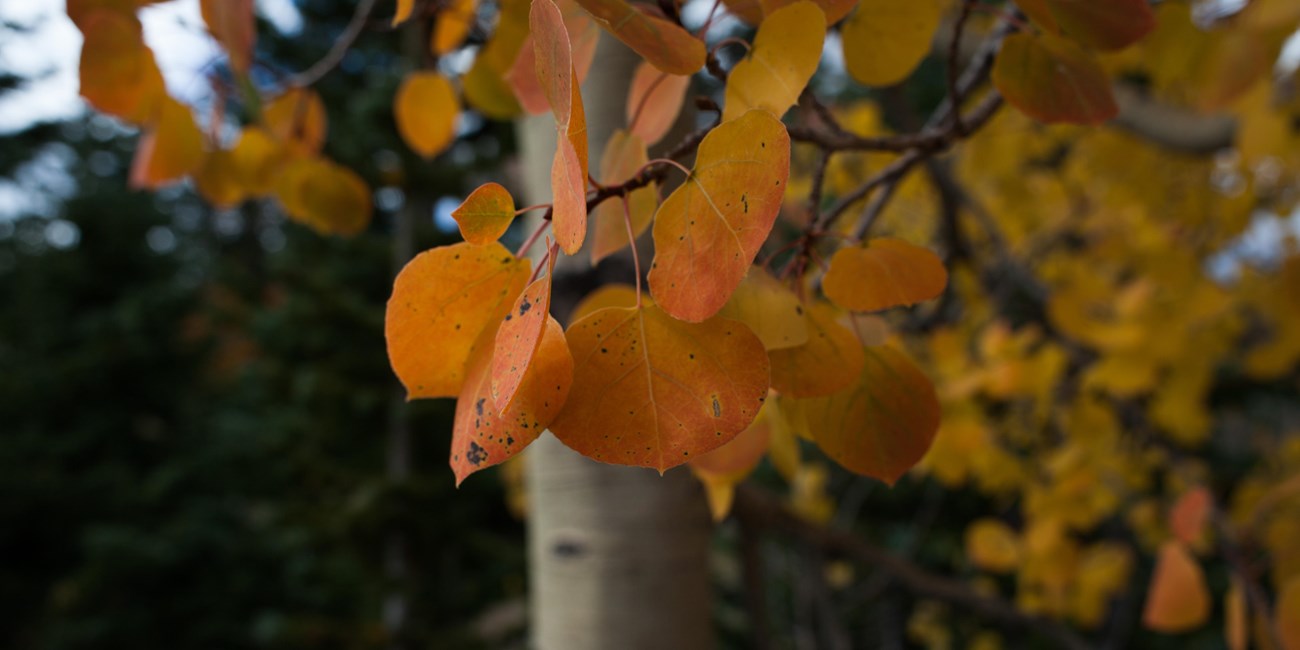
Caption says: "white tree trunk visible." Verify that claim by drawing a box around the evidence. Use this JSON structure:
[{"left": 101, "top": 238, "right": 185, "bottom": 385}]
[{"left": 515, "top": 35, "right": 715, "bottom": 650}]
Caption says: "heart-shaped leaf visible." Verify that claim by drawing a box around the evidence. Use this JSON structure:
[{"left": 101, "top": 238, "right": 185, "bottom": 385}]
[
  {"left": 452, "top": 183, "right": 516, "bottom": 245},
  {"left": 386, "top": 242, "right": 530, "bottom": 399},
  {"left": 824, "top": 238, "right": 948, "bottom": 312},
  {"left": 550, "top": 305, "right": 770, "bottom": 472}
]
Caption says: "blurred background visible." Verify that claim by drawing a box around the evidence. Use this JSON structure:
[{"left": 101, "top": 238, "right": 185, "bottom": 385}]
[
  {"left": 1, "top": 1, "right": 532, "bottom": 647},
  {"left": 6, "top": 1, "right": 1300, "bottom": 649}
]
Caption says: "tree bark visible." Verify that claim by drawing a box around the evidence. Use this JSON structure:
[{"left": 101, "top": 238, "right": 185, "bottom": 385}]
[{"left": 516, "top": 35, "right": 715, "bottom": 650}]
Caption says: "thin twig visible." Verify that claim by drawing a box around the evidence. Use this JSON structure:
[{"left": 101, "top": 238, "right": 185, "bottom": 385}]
[{"left": 289, "top": 0, "right": 380, "bottom": 88}]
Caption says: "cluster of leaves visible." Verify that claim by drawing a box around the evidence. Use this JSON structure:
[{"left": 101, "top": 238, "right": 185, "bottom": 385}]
[
  {"left": 69, "top": 0, "right": 372, "bottom": 235},
  {"left": 69, "top": 0, "right": 1300, "bottom": 644}
]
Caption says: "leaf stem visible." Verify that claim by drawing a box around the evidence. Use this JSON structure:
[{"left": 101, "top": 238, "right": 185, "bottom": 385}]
[
  {"left": 515, "top": 219, "right": 550, "bottom": 258},
  {"left": 514, "top": 203, "right": 551, "bottom": 216},
  {"left": 622, "top": 195, "right": 644, "bottom": 309},
  {"left": 643, "top": 158, "right": 692, "bottom": 179}
]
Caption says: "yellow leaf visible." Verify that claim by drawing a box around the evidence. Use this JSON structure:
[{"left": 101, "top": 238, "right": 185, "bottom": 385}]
[
  {"left": 1142, "top": 541, "right": 1211, "bottom": 633},
  {"left": 570, "top": 284, "right": 643, "bottom": 321},
  {"left": 394, "top": 71, "right": 459, "bottom": 159},
  {"left": 452, "top": 182, "right": 516, "bottom": 244},
  {"left": 549, "top": 305, "right": 770, "bottom": 472},
  {"left": 432, "top": 0, "right": 478, "bottom": 54},
  {"left": 263, "top": 88, "right": 328, "bottom": 156},
  {"left": 966, "top": 519, "right": 1021, "bottom": 573},
  {"left": 717, "top": 266, "right": 809, "bottom": 350},
  {"left": 194, "top": 149, "right": 246, "bottom": 209},
  {"left": 722, "top": 1, "right": 825, "bottom": 123},
  {"left": 841, "top": 0, "right": 940, "bottom": 87},
  {"left": 823, "top": 237, "right": 948, "bottom": 312},
  {"left": 275, "top": 157, "right": 374, "bottom": 236},
  {"left": 129, "top": 97, "right": 204, "bottom": 189},
  {"left": 230, "top": 127, "right": 284, "bottom": 197},
  {"left": 385, "top": 242, "right": 530, "bottom": 399},
  {"left": 462, "top": 0, "right": 528, "bottom": 118}
]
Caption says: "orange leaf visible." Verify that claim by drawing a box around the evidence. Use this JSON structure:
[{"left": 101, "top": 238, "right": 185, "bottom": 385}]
[
  {"left": 393, "top": 0, "right": 415, "bottom": 25},
  {"left": 992, "top": 32, "right": 1117, "bottom": 125},
  {"left": 432, "top": 0, "right": 478, "bottom": 54},
  {"left": 1143, "top": 540, "right": 1211, "bottom": 633},
  {"left": 77, "top": 10, "right": 166, "bottom": 124},
  {"left": 508, "top": 0, "right": 599, "bottom": 114},
  {"left": 530, "top": 0, "right": 575, "bottom": 127},
  {"left": 491, "top": 255, "right": 556, "bottom": 411},
  {"left": 823, "top": 237, "right": 948, "bottom": 312},
  {"left": 717, "top": 266, "right": 808, "bottom": 350},
  {"left": 275, "top": 158, "right": 374, "bottom": 236},
  {"left": 452, "top": 316, "right": 572, "bottom": 485},
  {"left": 793, "top": 344, "right": 940, "bottom": 484},
  {"left": 129, "top": 97, "right": 204, "bottom": 190},
  {"left": 67, "top": 0, "right": 164, "bottom": 28},
  {"left": 1014, "top": 0, "right": 1155, "bottom": 52},
  {"left": 263, "top": 88, "right": 328, "bottom": 156},
  {"left": 689, "top": 403, "right": 772, "bottom": 479},
  {"left": 648, "top": 110, "right": 790, "bottom": 322},
  {"left": 551, "top": 135, "right": 588, "bottom": 255},
  {"left": 626, "top": 62, "right": 690, "bottom": 146},
  {"left": 1168, "top": 486, "right": 1212, "bottom": 547},
  {"left": 571, "top": 0, "right": 705, "bottom": 75},
  {"left": 570, "top": 284, "right": 642, "bottom": 321},
  {"left": 769, "top": 302, "right": 864, "bottom": 397},
  {"left": 452, "top": 182, "right": 516, "bottom": 244},
  {"left": 385, "top": 242, "right": 531, "bottom": 399},
  {"left": 590, "top": 130, "right": 657, "bottom": 264},
  {"left": 722, "top": 1, "right": 825, "bottom": 123},
  {"left": 194, "top": 149, "right": 246, "bottom": 209},
  {"left": 394, "top": 71, "right": 459, "bottom": 159},
  {"left": 200, "top": 0, "right": 255, "bottom": 73},
  {"left": 550, "top": 305, "right": 770, "bottom": 472},
  {"left": 690, "top": 404, "right": 772, "bottom": 520}
]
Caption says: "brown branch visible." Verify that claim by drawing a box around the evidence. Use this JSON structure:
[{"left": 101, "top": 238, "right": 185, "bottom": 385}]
[
  {"left": 947, "top": 0, "right": 976, "bottom": 135},
  {"left": 289, "top": 0, "right": 380, "bottom": 88},
  {"left": 732, "top": 485, "right": 1096, "bottom": 650}
]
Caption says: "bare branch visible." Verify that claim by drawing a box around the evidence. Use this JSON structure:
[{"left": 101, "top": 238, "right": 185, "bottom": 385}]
[{"left": 733, "top": 485, "right": 1096, "bottom": 650}]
